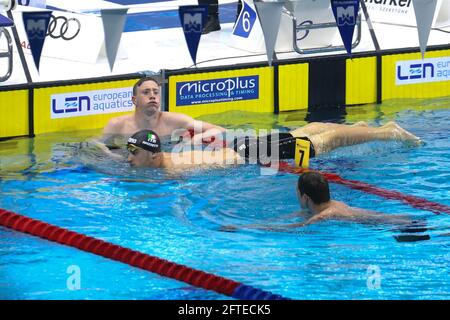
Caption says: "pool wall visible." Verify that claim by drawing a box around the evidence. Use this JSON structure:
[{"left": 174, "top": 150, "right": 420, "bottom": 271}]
[{"left": 0, "top": 45, "right": 449, "bottom": 140}]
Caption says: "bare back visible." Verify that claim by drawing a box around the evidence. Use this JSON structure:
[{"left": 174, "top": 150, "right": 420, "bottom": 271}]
[
  {"left": 308, "top": 200, "right": 412, "bottom": 226},
  {"left": 161, "top": 148, "right": 241, "bottom": 170}
]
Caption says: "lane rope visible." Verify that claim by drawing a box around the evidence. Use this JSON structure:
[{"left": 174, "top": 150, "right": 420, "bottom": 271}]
[
  {"left": 277, "top": 161, "right": 450, "bottom": 215},
  {"left": 193, "top": 132, "right": 449, "bottom": 215},
  {"left": 0, "top": 209, "right": 289, "bottom": 300}
]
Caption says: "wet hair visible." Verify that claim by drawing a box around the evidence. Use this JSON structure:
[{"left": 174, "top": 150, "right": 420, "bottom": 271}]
[
  {"left": 297, "top": 172, "right": 330, "bottom": 204},
  {"left": 133, "top": 77, "right": 160, "bottom": 96}
]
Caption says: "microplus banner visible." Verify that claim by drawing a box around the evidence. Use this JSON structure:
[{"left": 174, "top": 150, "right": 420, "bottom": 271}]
[{"left": 176, "top": 76, "right": 259, "bottom": 106}]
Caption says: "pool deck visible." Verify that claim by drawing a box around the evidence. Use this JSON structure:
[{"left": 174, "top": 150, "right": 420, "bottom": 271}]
[{"left": 0, "top": 0, "right": 449, "bottom": 85}]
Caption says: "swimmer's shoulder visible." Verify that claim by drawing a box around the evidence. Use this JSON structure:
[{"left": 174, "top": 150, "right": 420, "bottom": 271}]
[
  {"left": 315, "top": 201, "right": 356, "bottom": 221},
  {"left": 161, "top": 111, "right": 194, "bottom": 125},
  {"left": 104, "top": 114, "right": 134, "bottom": 134}
]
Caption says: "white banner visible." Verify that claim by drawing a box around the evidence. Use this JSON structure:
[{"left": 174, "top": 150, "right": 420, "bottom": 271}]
[
  {"left": 229, "top": 0, "right": 292, "bottom": 53},
  {"left": 294, "top": 0, "right": 339, "bottom": 49},
  {"left": 101, "top": 8, "right": 128, "bottom": 71},
  {"left": 363, "top": 0, "right": 444, "bottom": 26},
  {"left": 50, "top": 87, "right": 134, "bottom": 119},
  {"left": 412, "top": 0, "right": 438, "bottom": 58},
  {"left": 254, "top": 1, "right": 284, "bottom": 66},
  {"left": 395, "top": 56, "right": 450, "bottom": 85},
  {"left": 12, "top": 7, "right": 105, "bottom": 64}
]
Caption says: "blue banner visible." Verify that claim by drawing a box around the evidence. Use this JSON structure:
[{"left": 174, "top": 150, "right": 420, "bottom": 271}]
[
  {"left": 233, "top": 1, "right": 257, "bottom": 38},
  {"left": 0, "top": 14, "right": 14, "bottom": 27},
  {"left": 22, "top": 11, "right": 52, "bottom": 71},
  {"left": 178, "top": 5, "right": 207, "bottom": 65},
  {"left": 18, "top": 0, "right": 47, "bottom": 8},
  {"left": 331, "top": 0, "right": 360, "bottom": 55},
  {"left": 176, "top": 75, "right": 259, "bottom": 106}
]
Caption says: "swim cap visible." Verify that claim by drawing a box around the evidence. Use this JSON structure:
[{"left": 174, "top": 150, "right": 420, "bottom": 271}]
[{"left": 127, "top": 130, "right": 161, "bottom": 153}]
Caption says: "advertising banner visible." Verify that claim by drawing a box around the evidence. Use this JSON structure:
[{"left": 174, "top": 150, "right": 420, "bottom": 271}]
[{"left": 50, "top": 87, "right": 134, "bottom": 119}]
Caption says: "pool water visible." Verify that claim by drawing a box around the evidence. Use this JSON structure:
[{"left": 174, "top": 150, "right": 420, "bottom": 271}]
[{"left": 0, "top": 97, "right": 449, "bottom": 299}]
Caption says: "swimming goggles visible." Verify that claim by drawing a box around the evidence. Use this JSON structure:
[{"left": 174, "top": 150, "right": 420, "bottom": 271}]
[{"left": 127, "top": 144, "right": 144, "bottom": 155}]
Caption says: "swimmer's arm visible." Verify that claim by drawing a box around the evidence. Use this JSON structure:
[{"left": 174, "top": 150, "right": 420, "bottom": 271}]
[
  {"left": 174, "top": 113, "right": 226, "bottom": 144},
  {"left": 380, "top": 214, "right": 413, "bottom": 225},
  {"left": 221, "top": 211, "right": 338, "bottom": 232},
  {"left": 194, "top": 124, "right": 226, "bottom": 145},
  {"left": 103, "top": 117, "right": 123, "bottom": 136},
  {"left": 255, "top": 215, "right": 326, "bottom": 230},
  {"left": 102, "top": 118, "right": 126, "bottom": 149},
  {"left": 351, "top": 210, "right": 414, "bottom": 225},
  {"left": 88, "top": 139, "right": 124, "bottom": 161},
  {"left": 220, "top": 221, "right": 310, "bottom": 233},
  {"left": 101, "top": 134, "right": 123, "bottom": 150},
  {"left": 272, "top": 211, "right": 304, "bottom": 220}
]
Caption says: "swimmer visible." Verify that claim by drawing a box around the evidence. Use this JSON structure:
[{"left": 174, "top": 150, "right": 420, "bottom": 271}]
[
  {"left": 126, "top": 130, "right": 241, "bottom": 170},
  {"left": 102, "top": 77, "right": 225, "bottom": 147},
  {"left": 221, "top": 172, "right": 424, "bottom": 232},
  {"left": 126, "top": 122, "right": 421, "bottom": 170},
  {"left": 288, "top": 121, "right": 422, "bottom": 155},
  {"left": 231, "top": 121, "right": 421, "bottom": 165}
]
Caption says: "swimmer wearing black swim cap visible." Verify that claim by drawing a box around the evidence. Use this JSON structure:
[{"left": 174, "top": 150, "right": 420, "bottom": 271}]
[
  {"left": 126, "top": 129, "right": 241, "bottom": 169},
  {"left": 127, "top": 130, "right": 163, "bottom": 167}
]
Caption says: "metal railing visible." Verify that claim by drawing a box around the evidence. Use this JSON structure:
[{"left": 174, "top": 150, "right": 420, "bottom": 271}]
[
  {"left": 0, "top": 27, "right": 13, "bottom": 82},
  {"left": 284, "top": 10, "right": 362, "bottom": 55}
]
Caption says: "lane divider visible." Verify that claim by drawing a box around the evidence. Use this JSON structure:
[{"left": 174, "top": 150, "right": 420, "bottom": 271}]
[
  {"left": 278, "top": 162, "right": 450, "bottom": 215},
  {"left": 195, "top": 133, "right": 449, "bottom": 215},
  {"left": 0, "top": 209, "right": 288, "bottom": 300}
]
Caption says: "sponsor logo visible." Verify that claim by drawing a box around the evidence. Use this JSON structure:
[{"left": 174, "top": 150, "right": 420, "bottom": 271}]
[
  {"left": 51, "top": 87, "right": 134, "bottom": 119},
  {"left": 127, "top": 138, "right": 137, "bottom": 144},
  {"left": 336, "top": 5, "right": 356, "bottom": 26},
  {"left": 183, "top": 13, "right": 202, "bottom": 33},
  {"left": 364, "top": 0, "right": 412, "bottom": 14},
  {"left": 396, "top": 57, "right": 450, "bottom": 85},
  {"left": 47, "top": 15, "right": 81, "bottom": 41},
  {"left": 176, "top": 76, "right": 259, "bottom": 106},
  {"left": 364, "top": 0, "right": 411, "bottom": 7},
  {"left": 25, "top": 18, "right": 47, "bottom": 40},
  {"left": 142, "top": 141, "right": 158, "bottom": 148},
  {"left": 147, "top": 133, "right": 157, "bottom": 143}
]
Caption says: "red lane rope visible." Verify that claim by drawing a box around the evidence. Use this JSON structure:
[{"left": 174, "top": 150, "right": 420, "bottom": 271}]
[
  {"left": 278, "top": 162, "right": 450, "bottom": 215},
  {"left": 0, "top": 209, "right": 240, "bottom": 296}
]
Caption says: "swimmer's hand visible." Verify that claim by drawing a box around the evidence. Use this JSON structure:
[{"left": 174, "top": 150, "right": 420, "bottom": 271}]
[
  {"left": 181, "top": 128, "right": 226, "bottom": 147},
  {"left": 182, "top": 134, "right": 225, "bottom": 148}
]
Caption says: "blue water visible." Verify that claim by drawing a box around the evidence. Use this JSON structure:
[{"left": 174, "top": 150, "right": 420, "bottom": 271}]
[{"left": 0, "top": 99, "right": 449, "bottom": 299}]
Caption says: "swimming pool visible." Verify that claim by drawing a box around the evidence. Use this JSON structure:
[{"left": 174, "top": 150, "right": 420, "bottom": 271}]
[{"left": 0, "top": 97, "right": 449, "bottom": 300}]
